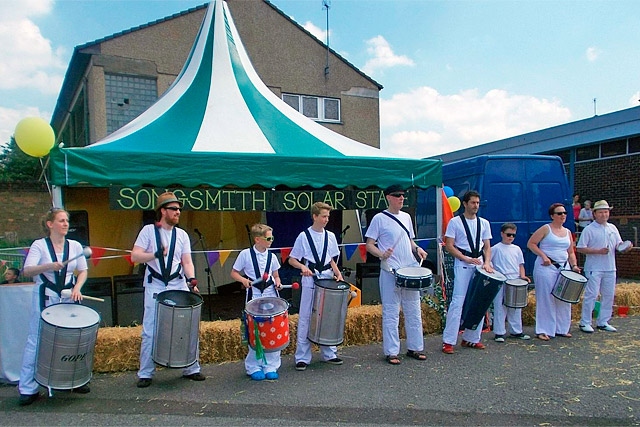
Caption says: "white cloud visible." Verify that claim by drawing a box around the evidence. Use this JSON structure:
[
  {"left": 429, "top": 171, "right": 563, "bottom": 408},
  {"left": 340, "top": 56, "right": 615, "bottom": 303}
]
[
  {"left": 301, "top": 21, "right": 329, "bottom": 44},
  {"left": 362, "top": 35, "right": 414, "bottom": 76},
  {"left": 0, "top": 105, "right": 50, "bottom": 147},
  {"left": 380, "top": 87, "right": 572, "bottom": 158},
  {"left": 629, "top": 91, "right": 640, "bottom": 107},
  {"left": 586, "top": 46, "right": 601, "bottom": 62}
]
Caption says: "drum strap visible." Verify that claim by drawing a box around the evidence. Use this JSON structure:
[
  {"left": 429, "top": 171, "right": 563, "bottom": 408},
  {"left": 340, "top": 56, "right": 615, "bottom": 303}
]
[
  {"left": 249, "top": 247, "right": 274, "bottom": 292},
  {"left": 38, "top": 238, "right": 74, "bottom": 310},
  {"left": 381, "top": 211, "right": 421, "bottom": 262},
  {"left": 459, "top": 214, "right": 481, "bottom": 258},
  {"left": 304, "top": 229, "right": 331, "bottom": 273},
  {"left": 148, "top": 226, "right": 182, "bottom": 286}
]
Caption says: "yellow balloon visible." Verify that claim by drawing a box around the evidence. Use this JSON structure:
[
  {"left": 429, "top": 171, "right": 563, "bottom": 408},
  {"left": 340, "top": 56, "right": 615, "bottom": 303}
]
[
  {"left": 448, "top": 196, "right": 461, "bottom": 212},
  {"left": 14, "top": 117, "right": 55, "bottom": 157}
]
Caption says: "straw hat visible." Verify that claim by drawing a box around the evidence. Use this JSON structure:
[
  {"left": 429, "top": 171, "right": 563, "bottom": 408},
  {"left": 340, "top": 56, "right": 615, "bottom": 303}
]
[
  {"left": 592, "top": 200, "right": 613, "bottom": 211},
  {"left": 155, "top": 192, "right": 183, "bottom": 211}
]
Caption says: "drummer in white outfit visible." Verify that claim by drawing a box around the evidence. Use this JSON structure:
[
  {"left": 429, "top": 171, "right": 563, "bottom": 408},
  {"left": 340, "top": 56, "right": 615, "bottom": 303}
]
[
  {"left": 18, "top": 208, "right": 89, "bottom": 406},
  {"left": 131, "top": 192, "right": 205, "bottom": 388},
  {"left": 365, "top": 185, "right": 428, "bottom": 364},
  {"left": 527, "top": 203, "right": 580, "bottom": 340},
  {"left": 231, "top": 224, "right": 283, "bottom": 380},
  {"left": 289, "top": 202, "right": 344, "bottom": 371},
  {"left": 490, "top": 223, "right": 531, "bottom": 342},
  {"left": 442, "top": 190, "right": 493, "bottom": 354},
  {"left": 577, "top": 200, "right": 633, "bottom": 333}
]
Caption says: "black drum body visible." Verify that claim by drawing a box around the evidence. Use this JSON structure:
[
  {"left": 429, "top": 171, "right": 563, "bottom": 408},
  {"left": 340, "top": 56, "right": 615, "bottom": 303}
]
[
  {"left": 461, "top": 267, "right": 506, "bottom": 330},
  {"left": 394, "top": 267, "right": 433, "bottom": 290}
]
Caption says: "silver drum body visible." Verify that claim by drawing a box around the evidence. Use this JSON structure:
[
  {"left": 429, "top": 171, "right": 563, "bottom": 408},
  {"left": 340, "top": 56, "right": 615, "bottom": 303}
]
[
  {"left": 36, "top": 303, "right": 100, "bottom": 389},
  {"left": 153, "top": 290, "right": 203, "bottom": 368},
  {"left": 552, "top": 270, "right": 587, "bottom": 304},
  {"left": 503, "top": 278, "right": 529, "bottom": 308},
  {"left": 394, "top": 267, "right": 433, "bottom": 290},
  {"left": 308, "top": 279, "right": 351, "bottom": 346}
]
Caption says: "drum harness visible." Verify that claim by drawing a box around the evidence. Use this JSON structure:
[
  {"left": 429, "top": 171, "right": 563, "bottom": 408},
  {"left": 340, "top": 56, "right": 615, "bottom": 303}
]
[
  {"left": 146, "top": 226, "right": 182, "bottom": 287},
  {"left": 39, "top": 238, "right": 75, "bottom": 310},
  {"left": 248, "top": 247, "right": 275, "bottom": 294},
  {"left": 456, "top": 214, "right": 482, "bottom": 261},
  {"left": 303, "top": 229, "right": 332, "bottom": 282}
]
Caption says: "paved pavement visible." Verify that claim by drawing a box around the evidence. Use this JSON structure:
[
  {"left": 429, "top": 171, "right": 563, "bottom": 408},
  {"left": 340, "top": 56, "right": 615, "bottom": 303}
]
[{"left": 1, "top": 317, "right": 639, "bottom": 426}]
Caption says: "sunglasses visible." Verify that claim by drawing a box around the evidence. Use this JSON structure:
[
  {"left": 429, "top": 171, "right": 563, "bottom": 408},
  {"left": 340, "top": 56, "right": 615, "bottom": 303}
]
[
  {"left": 505, "top": 233, "right": 516, "bottom": 238},
  {"left": 388, "top": 193, "right": 405, "bottom": 198},
  {"left": 260, "top": 236, "right": 275, "bottom": 242},
  {"left": 164, "top": 206, "right": 181, "bottom": 212},
  {"left": 553, "top": 211, "right": 567, "bottom": 216}
]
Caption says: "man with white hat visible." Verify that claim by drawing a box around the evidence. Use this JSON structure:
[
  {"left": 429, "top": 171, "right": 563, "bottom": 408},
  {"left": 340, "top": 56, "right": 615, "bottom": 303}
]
[
  {"left": 131, "top": 191, "right": 206, "bottom": 387},
  {"left": 577, "top": 200, "right": 633, "bottom": 333}
]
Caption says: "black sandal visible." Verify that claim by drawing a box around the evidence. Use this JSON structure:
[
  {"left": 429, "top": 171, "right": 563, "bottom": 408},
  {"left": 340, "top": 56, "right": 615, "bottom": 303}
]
[
  {"left": 406, "top": 350, "right": 427, "bottom": 360},
  {"left": 386, "top": 355, "right": 401, "bottom": 365}
]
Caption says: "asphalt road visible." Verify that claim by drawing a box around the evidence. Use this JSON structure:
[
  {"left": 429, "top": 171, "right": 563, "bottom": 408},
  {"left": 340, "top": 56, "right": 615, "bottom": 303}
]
[{"left": 1, "top": 317, "right": 639, "bottom": 426}]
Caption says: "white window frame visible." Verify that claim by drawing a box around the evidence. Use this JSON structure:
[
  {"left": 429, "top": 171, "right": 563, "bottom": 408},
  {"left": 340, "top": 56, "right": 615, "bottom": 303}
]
[{"left": 282, "top": 93, "right": 341, "bottom": 123}]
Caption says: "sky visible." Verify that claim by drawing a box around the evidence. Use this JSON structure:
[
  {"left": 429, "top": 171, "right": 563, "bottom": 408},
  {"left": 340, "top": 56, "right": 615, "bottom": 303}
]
[{"left": 1, "top": 0, "right": 639, "bottom": 159}]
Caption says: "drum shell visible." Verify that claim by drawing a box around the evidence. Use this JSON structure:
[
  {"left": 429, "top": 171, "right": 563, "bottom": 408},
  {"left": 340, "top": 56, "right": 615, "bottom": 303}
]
[
  {"left": 394, "top": 267, "right": 433, "bottom": 290},
  {"left": 245, "top": 297, "right": 290, "bottom": 352},
  {"left": 153, "top": 290, "right": 203, "bottom": 368},
  {"left": 308, "top": 279, "right": 351, "bottom": 346},
  {"left": 503, "top": 279, "right": 529, "bottom": 308},
  {"left": 461, "top": 267, "right": 506, "bottom": 330},
  {"left": 35, "top": 303, "right": 100, "bottom": 389},
  {"left": 552, "top": 270, "right": 587, "bottom": 304}
]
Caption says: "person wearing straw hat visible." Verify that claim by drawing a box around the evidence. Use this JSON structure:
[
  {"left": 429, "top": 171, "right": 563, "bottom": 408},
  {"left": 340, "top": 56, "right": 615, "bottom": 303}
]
[
  {"left": 577, "top": 200, "right": 633, "bottom": 333},
  {"left": 131, "top": 192, "right": 205, "bottom": 387}
]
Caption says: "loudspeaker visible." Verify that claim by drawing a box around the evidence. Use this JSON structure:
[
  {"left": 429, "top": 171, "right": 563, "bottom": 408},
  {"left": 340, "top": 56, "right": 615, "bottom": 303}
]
[
  {"left": 82, "top": 277, "right": 114, "bottom": 327},
  {"left": 68, "top": 210, "right": 90, "bottom": 246},
  {"left": 356, "top": 263, "right": 381, "bottom": 305},
  {"left": 114, "top": 274, "right": 145, "bottom": 327}
]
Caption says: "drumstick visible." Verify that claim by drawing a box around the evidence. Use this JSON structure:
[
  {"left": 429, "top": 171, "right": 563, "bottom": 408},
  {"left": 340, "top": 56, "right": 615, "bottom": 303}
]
[
  {"left": 61, "top": 288, "right": 105, "bottom": 302},
  {"left": 280, "top": 282, "right": 300, "bottom": 290},
  {"left": 61, "top": 247, "right": 93, "bottom": 266}
]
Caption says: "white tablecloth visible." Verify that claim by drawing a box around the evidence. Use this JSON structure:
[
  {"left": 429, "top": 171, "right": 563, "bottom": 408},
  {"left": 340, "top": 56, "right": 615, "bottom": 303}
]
[{"left": 0, "top": 283, "right": 35, "bottom": 384}]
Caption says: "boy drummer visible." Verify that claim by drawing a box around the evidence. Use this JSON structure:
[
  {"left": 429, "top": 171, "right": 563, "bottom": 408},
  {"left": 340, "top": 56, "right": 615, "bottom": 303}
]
[{"left": 231, "top": 224, "right": 283, "bottom": 380}]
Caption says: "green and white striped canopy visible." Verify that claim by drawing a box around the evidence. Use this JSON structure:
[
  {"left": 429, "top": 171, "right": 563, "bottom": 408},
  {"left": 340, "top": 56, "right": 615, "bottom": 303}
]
[{"left": 49, "top": 0, "right": 441, "bottom": 190}]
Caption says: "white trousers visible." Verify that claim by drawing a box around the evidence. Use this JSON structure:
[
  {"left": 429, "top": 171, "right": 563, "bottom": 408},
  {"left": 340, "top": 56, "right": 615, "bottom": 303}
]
[
  {"left": 580, "top": 270, "right": 616, "bottom": 327},
  {"left": 492, "top": 286, "right": 523, "bottom": 335},
  {"left": 244, "top": 286, "right": 282, "bottom": 375},
  {"left": 379, "top": 269, "right": 424, "bottom": 356},
  {"left": 443, "top": 265, "right": 484, "bottom": 345},
  {"left": 533, "top": 265, "right": 572, "bottom": 337},
  {"left": 19, "top": 290, "right": 71, "bottom": 395},
  {"left": 138, "top": 283, "right": 201, "bottom": 379},
  {"left": 295, "top": 285, "right": 337, "bottom": 363}
]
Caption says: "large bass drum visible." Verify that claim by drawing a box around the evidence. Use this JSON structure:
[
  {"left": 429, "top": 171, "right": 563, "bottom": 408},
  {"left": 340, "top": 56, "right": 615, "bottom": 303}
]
[
  {"left": 461, "top": 266, "right": 506, "bottom": 330},
  {"left": 153, "top": 290, "right": 203, "bottom": 368},
  {"left": 308, "top": 279, "right": 352, "bottom": 346},
  {"left": 552, "top": 270, "right": 587, "bottom": 304},
  {"left": 36, "top": 303, "right": 100, "bottom": 390}
]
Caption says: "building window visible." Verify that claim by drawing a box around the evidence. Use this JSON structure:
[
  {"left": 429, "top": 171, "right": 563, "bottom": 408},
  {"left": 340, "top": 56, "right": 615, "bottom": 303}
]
[
  {"left": 576, "top": 145, "right": 599, "bottom": 162},
  {"left": 282, "top": 93, "right": 341, "bottom": 123},
  {"left": 105, "top": 74, "right": 157, "bottom": 134},
  {"left": 548, "top": 149, "right": 570, "bottom": 164},
  {"left": 601, "top": 139, "right": 627, "bottom": 158},
  {"left": 629, "top": 136, "right": 640, "bottom": 153}
]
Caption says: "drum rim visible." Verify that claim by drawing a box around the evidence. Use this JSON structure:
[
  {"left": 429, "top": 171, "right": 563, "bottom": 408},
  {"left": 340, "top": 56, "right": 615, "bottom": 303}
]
[
  {"left": 559, "top": 270, "right": 587, "bottom": 282},
  {"left": 157, "top": 289, "right": 204, "bottom": 307},
  {"left": 245, "top": 296, "right": 288, "bottom": 316},
  {"left": 505, "top": 278, "right": 528, "bottom": 286},
  {"left": 474, "top": 265, "right": 507, "bottom": 281},
  {"left": 40, "top": 303, "right": 100, "bottom": 328},
  {"left": 395, "top": 266, "right": 433, "bottom": 279},
  {"left": 314, "top": 278, "right": 351, "bottom": 290}
]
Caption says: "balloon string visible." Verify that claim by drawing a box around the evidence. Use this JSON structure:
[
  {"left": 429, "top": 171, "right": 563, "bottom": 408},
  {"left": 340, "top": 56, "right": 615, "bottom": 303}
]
[{"left": 38, "top": 157, "right": 53, "bottom": 206}]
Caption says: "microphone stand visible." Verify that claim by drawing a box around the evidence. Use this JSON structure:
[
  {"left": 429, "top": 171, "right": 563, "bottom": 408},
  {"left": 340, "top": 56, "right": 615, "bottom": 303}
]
[{"left": 195, "top": 229, "right": 215, "bottom": 321}]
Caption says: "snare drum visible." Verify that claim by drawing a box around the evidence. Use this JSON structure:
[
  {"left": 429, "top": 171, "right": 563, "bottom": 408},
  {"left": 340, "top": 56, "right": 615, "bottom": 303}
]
[
  {"left": 503, "top": 278, "right": 529, "bottom": 308},
  {"left": 35, "top": 303, "right": 100, "bottom": 390},
  {"left": 394, "top": 267, "right": 433, "bottom": 290},
  {"left": 245, "top": 297, "right": 290, "bottom": 352},
  {"left": 461, "top": 266, "right": 506, "bottom": 330},
  {"left": 552, "top": 270, "right": 587, "bottom": 304}
]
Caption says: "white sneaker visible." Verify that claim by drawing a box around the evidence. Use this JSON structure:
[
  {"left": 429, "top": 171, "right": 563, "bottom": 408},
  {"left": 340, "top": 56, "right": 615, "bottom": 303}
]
[
  {"left": 579, "top": 324, "right": 595, "bottom": 333},
  {"left": 597, "top": 324, "right": 617, "bottom": 332}
]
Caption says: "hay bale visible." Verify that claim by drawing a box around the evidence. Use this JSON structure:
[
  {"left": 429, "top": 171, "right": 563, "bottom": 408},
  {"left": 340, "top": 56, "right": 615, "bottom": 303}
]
[{"left": 94, "top": 326, "right": 141, "bottom": 372}]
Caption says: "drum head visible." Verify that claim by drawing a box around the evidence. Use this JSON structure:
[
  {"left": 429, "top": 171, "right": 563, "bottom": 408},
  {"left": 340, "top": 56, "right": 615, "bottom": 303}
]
[
  {"left": 560, "top": 270, "right": 587, "bottom": 283},
  {"left": 505, "top": 278, "right": 528, "bottom": 287},
  {"left": 41, "top": 303, "right": 100, "bottom": 328},
  {"left": 618, "top": 240, "right": 632, "bottom": 252},
  {"left": 157, "top": 290, "right": 203, "bottom": 307},
  {"left": 396, "top": 267, "right": 432, "bottom": 278},
  {"left": 246, "top": 297, "right": 288, "bottom": 316},
  {"left": 315, "top": 279, "right": 351, "bottom": 290},
  {"left": 475, "top": 265, "right": 507, "bottom": 282}
]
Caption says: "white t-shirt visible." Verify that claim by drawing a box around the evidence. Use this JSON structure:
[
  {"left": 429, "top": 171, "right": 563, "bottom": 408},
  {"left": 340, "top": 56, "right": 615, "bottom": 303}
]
[
  {"left": 232, "top": 246, "right": 281, "bottom": 282},
  {"left": 365, "top": 210, "right": 417, "bottom": 270},
  {"left": 134, "top": 224, "right": 191, "bottom": 286},
  {"left": 577, "top": 221, "right": 622, "bottom": 271},
  {"left": 24, "top": 238, "right": 88, "bottom": 296},
  {"left": 290, "top": 227, "right": 340, "bottom": 286},
  {"left": 445, "top": 215, "right": 492, "bottom": 266},
  {"left": 490, "top": 242, "right": 524, "bottom": 280}
]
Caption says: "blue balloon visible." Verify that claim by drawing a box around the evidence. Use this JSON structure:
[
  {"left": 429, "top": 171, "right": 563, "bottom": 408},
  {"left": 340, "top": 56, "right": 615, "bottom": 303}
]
[{"left": 444, "top": 186, "right": 454, "bottom": 197}]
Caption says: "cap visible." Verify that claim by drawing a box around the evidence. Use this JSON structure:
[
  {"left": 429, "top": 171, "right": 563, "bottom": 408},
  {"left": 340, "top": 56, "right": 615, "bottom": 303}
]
[
  {"left": 384, "top": 184, "right": 405, "bottom": 196},
  {"left": 155, "top": 192, "right": 183, "bottom": 211},
  {"left": 592, "top": 200, "right": 612, "bottom": 211}
]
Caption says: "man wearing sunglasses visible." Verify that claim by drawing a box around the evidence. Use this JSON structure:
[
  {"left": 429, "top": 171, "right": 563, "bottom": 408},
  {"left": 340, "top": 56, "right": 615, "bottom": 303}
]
[{"left": 131, "top": 191, "right": 205, "bottom": 387}]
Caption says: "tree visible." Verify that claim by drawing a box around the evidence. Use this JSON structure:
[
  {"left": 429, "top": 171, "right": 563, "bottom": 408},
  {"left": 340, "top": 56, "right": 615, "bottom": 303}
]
[{"left": 0, "top": 137, "right": 41, "bottom": 183}]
